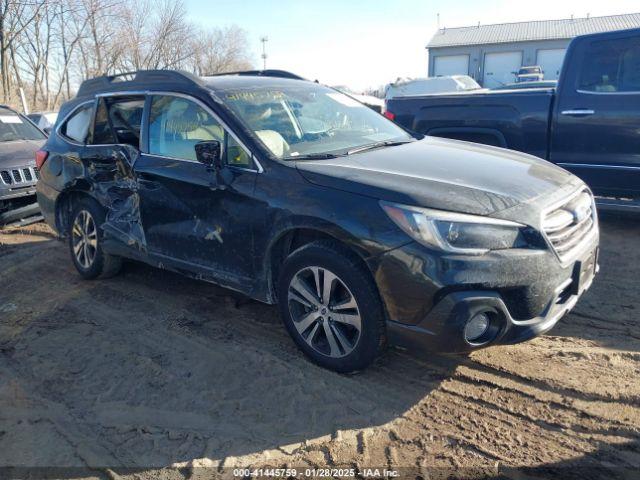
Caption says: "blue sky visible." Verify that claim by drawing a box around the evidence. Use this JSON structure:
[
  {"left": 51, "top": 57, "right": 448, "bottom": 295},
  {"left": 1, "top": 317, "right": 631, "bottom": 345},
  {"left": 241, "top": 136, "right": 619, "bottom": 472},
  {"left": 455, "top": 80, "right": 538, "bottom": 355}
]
[{"left": 185, "top": 0, "right": 638, "bottom": 90}]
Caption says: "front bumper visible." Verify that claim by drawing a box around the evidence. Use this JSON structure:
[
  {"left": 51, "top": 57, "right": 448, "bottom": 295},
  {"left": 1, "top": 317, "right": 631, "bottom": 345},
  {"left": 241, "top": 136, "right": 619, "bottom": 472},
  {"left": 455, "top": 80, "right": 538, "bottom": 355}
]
[
  {"left": 0, "top": 185, "right": 41, "bottom": 226},
  {"left": 370, "top": 236, "right": 599, "bottom": 353},
  {"left": 0, "top": 200, "right": 42, "bottom": 226}
]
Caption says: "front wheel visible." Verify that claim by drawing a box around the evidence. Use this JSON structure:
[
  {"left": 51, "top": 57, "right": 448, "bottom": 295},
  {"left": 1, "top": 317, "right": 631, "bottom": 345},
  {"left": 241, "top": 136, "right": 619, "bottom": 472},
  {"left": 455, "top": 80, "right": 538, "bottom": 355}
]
[
  {"left": 68, "top": 197, "right": 122, "bottom": 279},
  {"left": 278, "top": 241, "right": 386, "bottom": 373}
]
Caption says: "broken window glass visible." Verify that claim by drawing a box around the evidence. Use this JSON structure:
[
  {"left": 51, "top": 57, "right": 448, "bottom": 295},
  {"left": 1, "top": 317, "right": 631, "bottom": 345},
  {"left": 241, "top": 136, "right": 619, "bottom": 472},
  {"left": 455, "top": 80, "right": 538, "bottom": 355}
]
[
  {"left": 106, "top": 96, "right": 144, "bottom": 148},
  {"left": 91, "top": 98, "right": 116, "bottom": 145}
]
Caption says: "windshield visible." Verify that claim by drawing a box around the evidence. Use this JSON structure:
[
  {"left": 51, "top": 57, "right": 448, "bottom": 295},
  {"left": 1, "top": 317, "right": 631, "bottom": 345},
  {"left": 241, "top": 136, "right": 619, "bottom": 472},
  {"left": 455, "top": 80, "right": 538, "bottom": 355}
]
[
  {"left": 221, "top": 83, "right": 412, "bottom": 159},
  {"left": 0, "top": 109, "right": 46, "bottom": 142}
]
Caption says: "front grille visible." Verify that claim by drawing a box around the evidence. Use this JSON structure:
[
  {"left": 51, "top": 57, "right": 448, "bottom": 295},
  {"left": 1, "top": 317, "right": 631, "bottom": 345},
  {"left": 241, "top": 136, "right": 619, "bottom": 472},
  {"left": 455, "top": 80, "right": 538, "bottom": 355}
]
[
  {"left": 0, "top": 167, "right": 38, "bottom": 186},
  {"left": 0, "top": 170, "right": 11, "bottom": 184},
  {"left": 542, "top": 189, "right": 596, "bottom": 261}
]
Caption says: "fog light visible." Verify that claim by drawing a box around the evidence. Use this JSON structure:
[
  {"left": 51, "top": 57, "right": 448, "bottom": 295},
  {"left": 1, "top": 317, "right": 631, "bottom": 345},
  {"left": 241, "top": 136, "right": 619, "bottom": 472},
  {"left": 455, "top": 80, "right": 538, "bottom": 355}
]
[{"left": 464, "top": 312, "right": 490, "bottom": 343}]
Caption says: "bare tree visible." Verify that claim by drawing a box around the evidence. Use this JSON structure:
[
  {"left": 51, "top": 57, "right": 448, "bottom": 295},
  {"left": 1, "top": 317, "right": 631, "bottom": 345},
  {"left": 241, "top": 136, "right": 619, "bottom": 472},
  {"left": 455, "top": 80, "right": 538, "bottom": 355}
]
[
  {"left": 74, "top": 0, "right": 125, "bottom": 78},
  {"left": 13, "top": 0, "right": 59, "bottom": 109},
  {"left": 117, "top": 0, "right": 194, "bottom": 71},
  {"left": 0, "top": 0, "right": 46, "bottom": 103},
  {"left": 191, "top": 25, "right": 253, "bottom": 75},
  {"left": 2, "top": 0, "right": 254, "bottom": 111},
  {"left": 52, "top": 0, "right": 90, "bottom": 103}
]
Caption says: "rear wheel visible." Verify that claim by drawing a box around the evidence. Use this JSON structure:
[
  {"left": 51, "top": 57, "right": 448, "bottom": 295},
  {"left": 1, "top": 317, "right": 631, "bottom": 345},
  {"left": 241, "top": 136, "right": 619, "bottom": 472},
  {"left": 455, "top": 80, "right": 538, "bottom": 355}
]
[
  {"left": 278, "top": 241, "right": 386, "bottom": 372},
  {"left": 68, "top": 197, "right": 122, "bottom": 279}
]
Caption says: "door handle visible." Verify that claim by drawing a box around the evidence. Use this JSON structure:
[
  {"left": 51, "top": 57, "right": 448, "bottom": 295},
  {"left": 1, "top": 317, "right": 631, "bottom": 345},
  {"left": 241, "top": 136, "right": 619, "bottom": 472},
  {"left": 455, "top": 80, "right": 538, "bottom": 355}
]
[{"left": 561, "top": 109, "right": 595, "bottom": 116}]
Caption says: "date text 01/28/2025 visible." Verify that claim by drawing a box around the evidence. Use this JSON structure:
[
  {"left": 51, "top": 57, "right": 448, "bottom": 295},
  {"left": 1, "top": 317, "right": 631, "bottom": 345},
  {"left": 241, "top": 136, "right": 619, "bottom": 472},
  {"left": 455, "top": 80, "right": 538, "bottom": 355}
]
[{"left": 232, "top": 468, "right": 400, "bottom": 477}]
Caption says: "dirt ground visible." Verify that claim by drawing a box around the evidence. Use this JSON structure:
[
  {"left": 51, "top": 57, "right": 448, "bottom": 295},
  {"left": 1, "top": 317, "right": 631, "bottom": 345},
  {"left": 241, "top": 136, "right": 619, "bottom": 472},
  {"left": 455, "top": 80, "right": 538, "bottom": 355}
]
[{"left": 0, "top": 214, "right": 638, "bottom": 480}]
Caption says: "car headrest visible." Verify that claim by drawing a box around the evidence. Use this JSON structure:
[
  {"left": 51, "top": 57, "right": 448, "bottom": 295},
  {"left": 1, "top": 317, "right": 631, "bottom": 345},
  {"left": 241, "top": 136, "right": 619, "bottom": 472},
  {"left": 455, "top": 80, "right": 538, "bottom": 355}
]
[
  {"left": 256, "top": 130, "right": 289, "bottom": 158},
  {"left": 166, "top": 103, "right": 202, "bottom": 134}
]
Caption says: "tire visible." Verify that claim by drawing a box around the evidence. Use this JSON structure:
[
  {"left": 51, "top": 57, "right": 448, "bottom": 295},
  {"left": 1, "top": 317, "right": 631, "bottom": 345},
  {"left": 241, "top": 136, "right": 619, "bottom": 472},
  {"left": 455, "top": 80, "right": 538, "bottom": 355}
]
[
  {"left": 278, "top": 241, "right": 386, "bottom": 373},
  {"left": 68, "top": 196, "right": 122, "bottom": 280}
]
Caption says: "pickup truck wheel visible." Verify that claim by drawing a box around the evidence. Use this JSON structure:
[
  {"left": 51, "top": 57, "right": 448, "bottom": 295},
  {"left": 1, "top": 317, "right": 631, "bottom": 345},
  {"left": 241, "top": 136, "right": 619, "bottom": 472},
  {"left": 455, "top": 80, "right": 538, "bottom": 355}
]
[
  {"left": 278, "top": 241, "right": 386, "bottom": 373},
  {"left": 68, "top": 197, "right": 122, "bottom": 280}
]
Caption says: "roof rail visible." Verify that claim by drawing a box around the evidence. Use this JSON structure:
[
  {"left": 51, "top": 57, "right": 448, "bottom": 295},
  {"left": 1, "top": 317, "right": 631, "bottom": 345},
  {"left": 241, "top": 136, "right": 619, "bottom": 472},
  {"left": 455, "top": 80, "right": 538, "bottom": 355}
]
[
  {"left": 76, "top": 70, "right": 205, "bottom": 97},
  {"left": 0, "top": 104, "right": 20, "bottom": 114},
  {"left": 206, "top": 69, "right": 306, "bottom": 80}
]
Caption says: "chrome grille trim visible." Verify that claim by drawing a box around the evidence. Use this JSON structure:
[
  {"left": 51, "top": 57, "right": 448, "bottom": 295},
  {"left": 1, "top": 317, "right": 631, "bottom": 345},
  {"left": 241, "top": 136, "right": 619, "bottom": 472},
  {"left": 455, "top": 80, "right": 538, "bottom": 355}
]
[
  {"left": 0, "top": 167, "right": 39, "bottom": 186},
  {"left": 542, "top": 188, "right": 597, "bottom": 262}
]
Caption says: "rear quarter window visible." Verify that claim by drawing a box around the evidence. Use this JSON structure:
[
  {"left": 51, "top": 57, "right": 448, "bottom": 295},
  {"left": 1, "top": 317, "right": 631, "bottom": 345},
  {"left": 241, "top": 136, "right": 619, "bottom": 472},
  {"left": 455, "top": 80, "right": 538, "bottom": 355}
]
[{"left": 60, "top": 103, "right": 94, "bottom": 143}]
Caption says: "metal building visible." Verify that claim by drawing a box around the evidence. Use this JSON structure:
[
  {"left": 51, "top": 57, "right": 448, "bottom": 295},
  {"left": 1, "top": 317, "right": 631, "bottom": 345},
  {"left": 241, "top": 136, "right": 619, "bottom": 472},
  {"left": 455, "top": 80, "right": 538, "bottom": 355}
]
[{"left": 426, "top": 13, "right": 640, "bottom": 88}]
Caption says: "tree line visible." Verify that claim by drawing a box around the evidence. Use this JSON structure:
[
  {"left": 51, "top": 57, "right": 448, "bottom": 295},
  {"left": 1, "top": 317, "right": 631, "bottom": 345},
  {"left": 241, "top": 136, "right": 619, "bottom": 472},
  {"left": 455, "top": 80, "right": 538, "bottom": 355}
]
[{"left": 0, "top": 0, "right": 253, "bottom": 112}]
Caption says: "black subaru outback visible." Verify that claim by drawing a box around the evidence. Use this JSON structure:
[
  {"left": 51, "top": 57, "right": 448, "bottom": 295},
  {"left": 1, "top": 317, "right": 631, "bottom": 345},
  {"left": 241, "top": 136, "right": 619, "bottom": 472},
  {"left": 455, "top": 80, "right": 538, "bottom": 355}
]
[{"left": 36, "top": 70, "right": 599, "bottom": 372}]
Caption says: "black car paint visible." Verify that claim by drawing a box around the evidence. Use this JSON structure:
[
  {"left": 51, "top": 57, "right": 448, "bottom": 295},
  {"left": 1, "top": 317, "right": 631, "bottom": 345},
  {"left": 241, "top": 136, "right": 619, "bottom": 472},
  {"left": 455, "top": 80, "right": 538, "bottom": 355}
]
[
  {"left": 295, "top": 137, "right": 574, "bottom": 217},
  {"left": 386, "top": 28, "right": 640, "bottom": 200},
  {"left": 37, "top": 72, "right": 598, "bottom": 354}
]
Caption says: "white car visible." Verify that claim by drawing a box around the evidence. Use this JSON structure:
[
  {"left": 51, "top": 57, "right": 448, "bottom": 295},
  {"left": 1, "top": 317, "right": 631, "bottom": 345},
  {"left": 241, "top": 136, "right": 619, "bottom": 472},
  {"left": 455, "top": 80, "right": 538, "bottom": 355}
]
[
  {"left": 385, "top": 75, "right": 481, "bottom": 103},
  {"left": 516, "top": 66, "right": 544, "bottom": 83},
  {"left": 27, "top": 111, "right": 58, "bottom": 133},
  {"left": 332, "top": 86, "right": 385, "bottom": 113}
]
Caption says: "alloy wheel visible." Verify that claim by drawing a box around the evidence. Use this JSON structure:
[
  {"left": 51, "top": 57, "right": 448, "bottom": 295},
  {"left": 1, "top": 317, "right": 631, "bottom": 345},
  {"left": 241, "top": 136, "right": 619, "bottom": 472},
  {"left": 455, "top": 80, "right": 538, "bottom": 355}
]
[
  {"left": 71, "top": 210, "right": 98, "bottom": 269},
  {"left": 287, "top": 266, "right": 362, "bottom": 358}
]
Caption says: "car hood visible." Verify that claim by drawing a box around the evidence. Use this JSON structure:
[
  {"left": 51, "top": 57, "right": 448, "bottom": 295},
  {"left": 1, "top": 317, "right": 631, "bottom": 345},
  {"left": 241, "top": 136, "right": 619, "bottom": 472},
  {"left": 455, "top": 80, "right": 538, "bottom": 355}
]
[
  {"left": 295, "top": 136, "right": 576, "bottom": 217},
  {"left": 0, "top": 140, "right": 41, "bottom": 169}
]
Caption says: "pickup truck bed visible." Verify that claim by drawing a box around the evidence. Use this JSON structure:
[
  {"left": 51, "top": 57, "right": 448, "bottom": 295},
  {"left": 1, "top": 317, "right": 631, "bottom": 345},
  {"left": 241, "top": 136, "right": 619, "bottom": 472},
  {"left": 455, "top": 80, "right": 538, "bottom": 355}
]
[{"left": 391, "top": 88, "right": 554, "bottom": 160}]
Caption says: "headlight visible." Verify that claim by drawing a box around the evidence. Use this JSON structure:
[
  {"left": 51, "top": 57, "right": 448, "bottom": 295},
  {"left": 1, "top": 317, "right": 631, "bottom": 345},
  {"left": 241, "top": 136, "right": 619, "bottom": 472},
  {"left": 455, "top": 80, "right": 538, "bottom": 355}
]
[{"left": 381, "top": 201, "right": 529, "bottom": 254}]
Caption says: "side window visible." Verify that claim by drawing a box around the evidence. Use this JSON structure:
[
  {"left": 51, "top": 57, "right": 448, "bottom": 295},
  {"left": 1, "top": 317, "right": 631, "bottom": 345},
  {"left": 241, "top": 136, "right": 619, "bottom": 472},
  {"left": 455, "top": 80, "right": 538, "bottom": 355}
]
[
  {"left": 578, "top": 37, "right": 640, "bottom": 93},
  {"left": 60, "top": 104, "right": 94, "bottom": 143},
  {"left": 226, "top": 135, "right": 251, "bottom": 167},
  {"left": 91, "top": 98, "right": 116, "bottom": 144},
  {"left": 105, "top": 96, "right": 145, "bottom": 147},
  {"left": 149, "top": 96, "right": 225, "bottom": 161}
]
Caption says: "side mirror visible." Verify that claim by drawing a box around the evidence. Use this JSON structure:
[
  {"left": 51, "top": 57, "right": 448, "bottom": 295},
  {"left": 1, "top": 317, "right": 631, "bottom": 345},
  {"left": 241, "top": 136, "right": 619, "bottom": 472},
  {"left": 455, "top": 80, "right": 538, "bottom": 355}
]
[
  {"left": 195, "top": 140, "right": 222, "bottom": 168},
  {"left": 195, "top": 140, "right": 227, "bottom": 191}
]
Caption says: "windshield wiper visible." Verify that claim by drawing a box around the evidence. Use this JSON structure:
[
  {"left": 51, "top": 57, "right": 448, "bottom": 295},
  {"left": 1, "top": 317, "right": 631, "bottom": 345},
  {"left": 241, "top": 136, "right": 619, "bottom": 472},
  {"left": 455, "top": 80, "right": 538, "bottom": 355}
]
[
  {"left": 346, "top": 139, "right": 414, "bottom": 155},
  {"left": 284, "top": 152, "right": 343, "bottom": 160},
  {"left": 284, "top": 139, "right": 414, "bottom": 160}
]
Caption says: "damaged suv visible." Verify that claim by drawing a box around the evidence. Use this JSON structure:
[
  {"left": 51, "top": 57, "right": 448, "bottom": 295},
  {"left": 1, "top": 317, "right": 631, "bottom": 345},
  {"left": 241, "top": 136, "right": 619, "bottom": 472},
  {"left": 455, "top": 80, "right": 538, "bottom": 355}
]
[{"left": 37, "top": 70, "right": 599, "bottom": 372}]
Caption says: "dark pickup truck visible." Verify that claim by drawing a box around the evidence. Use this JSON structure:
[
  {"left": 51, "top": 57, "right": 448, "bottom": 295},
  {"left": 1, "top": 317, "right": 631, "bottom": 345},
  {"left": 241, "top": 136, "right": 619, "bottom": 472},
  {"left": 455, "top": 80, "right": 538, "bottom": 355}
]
[{"left": 386, "top": 28, "right": 640, "bottom": 210}]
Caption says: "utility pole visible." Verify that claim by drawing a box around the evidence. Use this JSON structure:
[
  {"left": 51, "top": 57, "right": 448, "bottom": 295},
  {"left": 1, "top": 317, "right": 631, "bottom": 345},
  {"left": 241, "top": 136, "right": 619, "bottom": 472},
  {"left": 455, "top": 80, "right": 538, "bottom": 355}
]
[
  {"left": 19, "top": 87, "right": 29, "bottom": 115},
  {"left": 260, "top": 36, "right": 268, "bottom": 70}
]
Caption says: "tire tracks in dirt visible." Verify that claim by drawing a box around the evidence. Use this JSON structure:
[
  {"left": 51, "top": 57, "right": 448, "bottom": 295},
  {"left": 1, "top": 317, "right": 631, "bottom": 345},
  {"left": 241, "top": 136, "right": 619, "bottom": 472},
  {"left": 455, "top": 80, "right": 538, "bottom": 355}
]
[{"left": 1, "top": 218, "right": 639, "bottom": 477}]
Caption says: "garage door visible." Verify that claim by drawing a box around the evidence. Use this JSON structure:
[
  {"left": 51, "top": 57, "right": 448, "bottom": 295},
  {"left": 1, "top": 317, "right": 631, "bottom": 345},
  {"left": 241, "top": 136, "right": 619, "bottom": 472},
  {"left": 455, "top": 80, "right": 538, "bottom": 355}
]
[
  {"left": 433, "top": 55, "right": 469, "bottom": 77},
  {"left": 537, "top": 49, "right": 566, "bottom": 80},
  {"left": 482, "top": 51, "right": 522, "bottom": 88}
]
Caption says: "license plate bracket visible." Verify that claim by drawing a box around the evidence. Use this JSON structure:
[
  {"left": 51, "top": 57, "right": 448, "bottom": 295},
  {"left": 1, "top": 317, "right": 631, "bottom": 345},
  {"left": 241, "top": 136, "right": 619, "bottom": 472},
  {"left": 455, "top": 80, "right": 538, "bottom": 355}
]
[{"left": 571, "top": 248, "right": 598, "bottom": 295}]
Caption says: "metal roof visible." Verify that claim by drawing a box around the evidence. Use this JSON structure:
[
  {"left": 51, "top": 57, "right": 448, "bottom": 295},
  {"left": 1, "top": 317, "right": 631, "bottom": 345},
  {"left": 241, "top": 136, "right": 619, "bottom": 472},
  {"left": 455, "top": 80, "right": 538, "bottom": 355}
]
[{"left": 427, "top": 13, "right": 640, "bottom": 48}]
